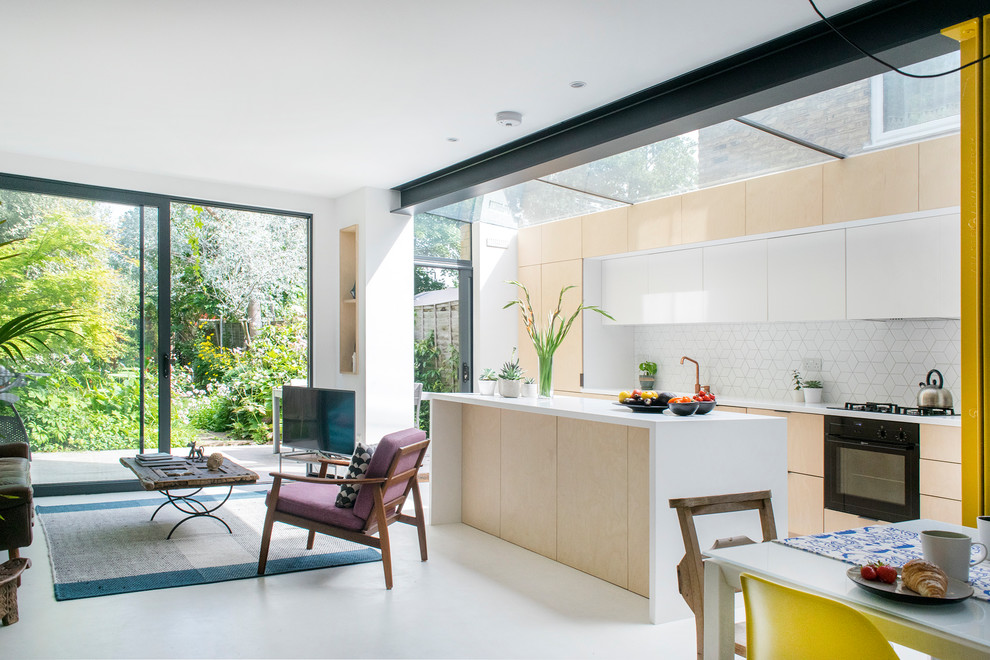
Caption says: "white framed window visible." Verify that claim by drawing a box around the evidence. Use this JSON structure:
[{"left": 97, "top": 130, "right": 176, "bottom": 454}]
[{"left": 870, "top": 52, "right": 960, "bottom": 148}]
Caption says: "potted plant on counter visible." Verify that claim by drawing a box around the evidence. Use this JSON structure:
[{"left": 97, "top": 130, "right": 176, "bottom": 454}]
[
  {"left": 497, "top": 349, "right": 524, "bottom": 398},
  {"left": 505, "top": 282, "right": 613, "bottom": 398},
  {"left": 791, "top": 369, "right": 804, "bottom": 402},
  {"left": 478, "top": 368, "right": 498, "bottom": 396},
  {"left": 522, "top": 377, "right": 538, "bottom": 398},
  {"left": 802, "top": 379, "right": 823, "bottom": 403},
  {"left": 639, "top": 361, "right": 657, "bottom": 390}
]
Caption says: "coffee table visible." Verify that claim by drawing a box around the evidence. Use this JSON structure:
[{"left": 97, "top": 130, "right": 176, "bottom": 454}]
[{"left": 119, "top": 456, "right": 259, "bottom": 539}]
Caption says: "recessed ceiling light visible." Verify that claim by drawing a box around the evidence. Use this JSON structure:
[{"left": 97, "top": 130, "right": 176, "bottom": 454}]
[
  {"left": 446, "top": 137, "right": 459, "bottom": 142},
  {"left": 570, "top": 81, "right": 587, "bottom": 88}
]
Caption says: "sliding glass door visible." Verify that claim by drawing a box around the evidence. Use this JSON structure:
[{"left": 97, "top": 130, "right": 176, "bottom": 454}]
[{"left": 0, "top": 175, "right": 310, "bottom": 494}]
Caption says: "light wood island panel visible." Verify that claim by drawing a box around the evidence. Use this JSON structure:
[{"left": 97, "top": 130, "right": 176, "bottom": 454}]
[
  {"left": 500, "top": 410, "right": 557, "bottom": 559},
  {"left": 461, "top": 405, "right": 501, "bottom": 536}
]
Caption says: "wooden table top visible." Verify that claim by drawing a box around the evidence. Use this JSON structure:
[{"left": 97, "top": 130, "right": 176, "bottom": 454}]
[{"left": 119, "top": 456, "right": 259, "bottom": 491}]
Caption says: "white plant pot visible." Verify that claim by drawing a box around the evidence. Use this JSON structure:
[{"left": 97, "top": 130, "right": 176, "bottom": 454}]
[
  {"left": 803, "top": 387, "right": 823, "bottom": 404},
  {"left": 791, "top": 390, "right": 805, "bottom": 402},
  {"left": 498, "top": 378, "right": 522, "bottom": 398},
  {"left": 522, "top": 383, "right": 538, "bottom": 398},
  {"left": 478, "top": 379, "right": 497, "bottom": 396}
]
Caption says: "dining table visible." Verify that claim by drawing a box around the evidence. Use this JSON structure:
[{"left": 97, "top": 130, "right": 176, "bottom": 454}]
[{"left": 703, "top": 519, "right": 990, "bottom": 660}]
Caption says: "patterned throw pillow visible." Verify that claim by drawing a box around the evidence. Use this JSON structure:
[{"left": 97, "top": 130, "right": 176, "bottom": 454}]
[{"left": 334, "top": 441, "right": 375, "bottom": 508}]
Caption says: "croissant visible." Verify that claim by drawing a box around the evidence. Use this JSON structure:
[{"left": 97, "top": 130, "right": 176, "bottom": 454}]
[{"left": 902, "top": 558, "right": 948, "bottom": 598}]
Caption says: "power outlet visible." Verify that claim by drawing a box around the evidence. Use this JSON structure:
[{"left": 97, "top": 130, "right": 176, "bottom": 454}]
[{"left": 802, "top": 357, "right": 822, "bottom": 373}]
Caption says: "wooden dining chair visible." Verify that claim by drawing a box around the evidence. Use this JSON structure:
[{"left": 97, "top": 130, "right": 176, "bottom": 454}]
[
  {"left": 668, "top": 490, "right": 776, "bottom": 660},
  {"left": 258, "top": 428, "right": 430, "bottom": 589}
]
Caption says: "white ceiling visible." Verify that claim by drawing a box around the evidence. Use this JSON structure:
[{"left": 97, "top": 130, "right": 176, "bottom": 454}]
[{"left": 0, "top": 0, "right": 871, "bottom": 200}]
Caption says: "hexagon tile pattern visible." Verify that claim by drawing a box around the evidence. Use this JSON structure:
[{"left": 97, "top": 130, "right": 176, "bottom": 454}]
[{"left": 634, "top": 319, "right": 961, "bottom": 407}]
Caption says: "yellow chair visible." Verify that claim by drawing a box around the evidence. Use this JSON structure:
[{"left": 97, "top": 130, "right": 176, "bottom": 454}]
[{"left": 740, "top": 573, "right": 899, "bottom": 660}]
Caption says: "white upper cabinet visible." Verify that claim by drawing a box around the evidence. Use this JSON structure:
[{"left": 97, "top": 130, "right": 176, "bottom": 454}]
[
  {"left": 601, "top": 254, "right": 648, "bottom": 325},
  {"left": 767, "top": 230, "right": 845, "bottom": 321},
  {"left": 703, "top": 240, "right": 768, "bottom": 322},
  {"left": 846, "top": 215, "right": 959, "bottom": 319},
  {"left": 644, "top": 248, "right": 704, "bottom": 324}
]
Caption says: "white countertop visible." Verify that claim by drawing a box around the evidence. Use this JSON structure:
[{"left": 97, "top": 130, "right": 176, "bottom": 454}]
[
  {"left": 580, "top": 390, "right": 962, "bottom": 427},
  {"left": 428, "top": 392, "right": 777, "bottom": 429}
]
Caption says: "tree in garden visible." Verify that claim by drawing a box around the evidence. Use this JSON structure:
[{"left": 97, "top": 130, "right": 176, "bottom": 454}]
[{"left": 171, "top": 204, "right": 307, "bottom": 344}]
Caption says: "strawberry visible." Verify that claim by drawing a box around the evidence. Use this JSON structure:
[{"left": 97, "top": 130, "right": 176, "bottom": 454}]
[
  {"left": 860, "top": 565, "right": 877, "bottom": 581},
  {"left": 875, "top": 564, "right": 898, "bottom": 584}
]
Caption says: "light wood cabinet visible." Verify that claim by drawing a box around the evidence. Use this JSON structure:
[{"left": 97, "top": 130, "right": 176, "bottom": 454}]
[
  {"left": 339, "top": 225, "right": 358, "bottom": 374},
  {"left": 788, "top": 473, "right": 824, "bottom": 536},
  {"left": 766, "top": 230, "right": 845, "bottom": 322},
  {"left": 824, "top": 508, "right": 888, "bottom": 533},
  {"left": 681, "top": 181, "right": 746, "bottom": 243},
  {"left": 517, "top": 225, "right": 542, "bottom": 267},
  {"left": 500, "top": 411, "right": 557, "bottom": 559},
  {"left": 702, "top": 240, "right": 767, "bottom": 322},
  {"left": 557, "top": 419, "right": 629, "bottom": 588},
  {"left": 582, "top": 208, "right": 628, "bottom": 258},
  {"left": 919, "top": 135, "right": 961, "bottom": 211},
  {"left": 461, "top": 405, "right": 501, "bottom": 536},
  {"left": 715, "top": 405, "right": 747, "bottom": 413},
  {"left": 920, "top": 425, "right": 962, "bottom": 463},
  {"left": 846, "top": 216, "right": 959, "bottom": 319},
  {"left": 627, "top": 196, "right": 681, "bottom": 251},
  {"left": 920, "top": 458, "right": 962, "bottom": 501},
  {"left": 515, "top": 265, "right": 542, "bottom": 379},
  {"left": 921, "top": 495, "right": 962, "bottom": 526},
  {"left": 750, "top": 410, "right": 823, "bottom": 477},
  {"left": 541, "top": 216, "right": 582, "bottom": 263},
  {"left": 645, "top": 248, "right": 704, "bottom": 324},
  {"left": 541, "top": 259, "right": 583, "bottom": 392},
  {"left": 627, "top": 428, "right": 650, "bottom": 597},
  {"left": 823, "top": 143, "right": 919, "bottom": 223},
  {"left": 746, "top": 164, "right": 823, "bottom": 235}
]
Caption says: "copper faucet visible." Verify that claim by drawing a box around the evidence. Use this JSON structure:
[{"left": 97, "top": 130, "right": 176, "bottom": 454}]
[{"left": 680, "top": 356, "right": 701, "bottom": 394}]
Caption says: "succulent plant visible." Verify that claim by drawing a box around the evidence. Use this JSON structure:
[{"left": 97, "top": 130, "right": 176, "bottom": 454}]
[
  {"left": 480, "top": 368, "right": 498, "bottom": 381},
  {"left": 499, "top": 348, "right": 524, "bottom": 381}
]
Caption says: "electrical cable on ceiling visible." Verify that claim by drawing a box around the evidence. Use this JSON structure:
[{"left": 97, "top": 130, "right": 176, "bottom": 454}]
[{"left": 808, "top": 0, "right": 990, "bottom": 79}]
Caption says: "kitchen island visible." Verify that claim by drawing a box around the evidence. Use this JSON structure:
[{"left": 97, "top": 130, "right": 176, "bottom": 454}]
[{"left": 428, "top": 392, "right": 787, "bottom": 624}]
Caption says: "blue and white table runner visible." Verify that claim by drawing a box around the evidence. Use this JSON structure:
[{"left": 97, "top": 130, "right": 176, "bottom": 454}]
[{"left": 776, "top": 526, "right": 990, "bottom": 601}]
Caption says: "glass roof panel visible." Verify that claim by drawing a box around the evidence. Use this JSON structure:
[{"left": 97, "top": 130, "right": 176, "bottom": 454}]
[
  {"left": 429, "top": 180, "right": 626, "bottom": 228},
  {"left": 543, "top": 133, "right": 699, "bottom": 204},
  {"left": 741, "top": 51, "right": 960, "bottom": 157}
]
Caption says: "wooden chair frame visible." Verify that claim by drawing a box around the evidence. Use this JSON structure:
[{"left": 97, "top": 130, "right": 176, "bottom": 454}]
[
  {"left": 668, "top": 490, "right": 776, "bottom": 660},
  {"left": 258, "top": 438, "right": 430, "bottom": 589}
]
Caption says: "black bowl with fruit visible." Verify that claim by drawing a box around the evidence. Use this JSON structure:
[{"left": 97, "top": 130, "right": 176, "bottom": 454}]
[
  {"left": 666, "top": 397, "right": 699, "bottom": 416},
  {"left": 692, "top": 391, "right": 716, "bottom": 414}
]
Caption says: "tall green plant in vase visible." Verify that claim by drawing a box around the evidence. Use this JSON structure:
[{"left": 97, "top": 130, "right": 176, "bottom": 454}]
[{"left": 504, "top": 281, "right": 613, "bottom": 398}]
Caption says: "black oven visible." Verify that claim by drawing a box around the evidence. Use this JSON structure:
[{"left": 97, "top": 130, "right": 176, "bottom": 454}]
[{"left": 824, "top": 415, "right": 920, "bottom": 522}]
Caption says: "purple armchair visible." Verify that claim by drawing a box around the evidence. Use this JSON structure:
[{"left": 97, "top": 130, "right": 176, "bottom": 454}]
[{"left": 258, "top": 428, "right": 429, "bottom": 589}]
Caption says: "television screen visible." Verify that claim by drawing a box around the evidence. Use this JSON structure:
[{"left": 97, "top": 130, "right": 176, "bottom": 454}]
[{"left": 281, "top": 386, "right": 356, "bottom": 456}]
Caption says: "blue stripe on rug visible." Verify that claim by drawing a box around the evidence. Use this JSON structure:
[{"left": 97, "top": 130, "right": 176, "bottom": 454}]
[
  {"left": 54, "top": 548, "right": 381, "bottom": 600},
  {"left": 36, "top": 489, "right": 268, "bottom": 514}
]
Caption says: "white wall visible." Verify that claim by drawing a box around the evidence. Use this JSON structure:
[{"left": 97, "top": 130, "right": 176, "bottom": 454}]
[
  {"left": 582, "top": 259, "right": 634, "bottom": 390},
  {"left": 472, "top": 222, "right": 518, "bottom": 383},
  {"left": 335, "top": 187, "right": 414, "bottom": 444}
]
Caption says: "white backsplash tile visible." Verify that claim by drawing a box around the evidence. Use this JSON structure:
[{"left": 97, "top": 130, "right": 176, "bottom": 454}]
[{"left": 634, "top": 319, "right": 960, "bottom": 408}]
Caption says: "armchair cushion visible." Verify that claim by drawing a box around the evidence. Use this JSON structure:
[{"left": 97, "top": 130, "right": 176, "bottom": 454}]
[
  {"left": 334, "top": 441, "right": 375, "bottom": 508},
  {"left": 354, "top": 428, "right": 426, "bottom": 521},
  {"left": 0, "top": 443, "right": 29, "bottom": 460},
  {"left": 273, "top": 482, "right": 366, "bottom": 531}
]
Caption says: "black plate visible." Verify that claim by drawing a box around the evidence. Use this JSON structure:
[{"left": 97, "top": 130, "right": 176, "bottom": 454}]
[
  {"left": 614, "top": 401, "right": 668, "bottom": 413},
  {"left": 845, "top": 566, "right": 973, "bottom": 604}
]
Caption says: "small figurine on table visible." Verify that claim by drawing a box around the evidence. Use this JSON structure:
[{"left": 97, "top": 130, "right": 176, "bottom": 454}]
[{"left": 187, "top": 441, "right": 205, "bottom": 461}]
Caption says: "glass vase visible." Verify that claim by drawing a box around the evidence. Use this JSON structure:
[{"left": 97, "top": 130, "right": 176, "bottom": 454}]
[{"left": 537, "top": 352, "right": 554, "bottom": 398}]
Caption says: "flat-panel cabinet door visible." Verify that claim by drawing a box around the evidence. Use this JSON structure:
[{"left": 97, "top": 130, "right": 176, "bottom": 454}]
[
  {"left": 644, "top": 248, "right": 704, "bottom": 324},
  {"left": 702, "top": 240, "right": 767, "bottom": 322},
  {"left": 846, "top": 218, "right": 939, "bottom": 319},
  {"left": 767, "top": 230, "right": 845, "bottom": 321},
  {"left": 601, "top": 255, "right": 647, "bottom": 325},
  {"left": 938, "top": 214, "right": 961, "bottom": 318}
]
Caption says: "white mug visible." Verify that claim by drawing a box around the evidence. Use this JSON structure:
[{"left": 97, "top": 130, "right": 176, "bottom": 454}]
[{"left": 920, "top": 530, "right": 988, "bottom": 582}]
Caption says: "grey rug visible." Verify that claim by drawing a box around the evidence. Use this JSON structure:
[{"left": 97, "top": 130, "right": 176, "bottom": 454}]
[{"left": 36, "top": 489, "right": 380, "bottom": 600}]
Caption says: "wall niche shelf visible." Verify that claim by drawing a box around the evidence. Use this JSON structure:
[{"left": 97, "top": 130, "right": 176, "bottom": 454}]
[{"left": 339, "top": 225, "right": 358, "bottom": 374}]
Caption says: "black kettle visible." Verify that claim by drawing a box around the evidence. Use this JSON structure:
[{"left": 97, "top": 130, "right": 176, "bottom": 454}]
[{"left": 917, "top": 369, "right": 953, "bottom": 409}]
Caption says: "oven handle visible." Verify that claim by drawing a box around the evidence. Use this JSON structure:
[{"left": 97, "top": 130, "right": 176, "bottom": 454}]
[{"left": 825, "top": 435, "right": 917, "bottom": 451}]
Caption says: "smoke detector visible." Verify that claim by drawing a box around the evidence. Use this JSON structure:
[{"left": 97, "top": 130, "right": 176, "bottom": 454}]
[{"left": 495, "top": 111, "right": 523, "bottom": 127}]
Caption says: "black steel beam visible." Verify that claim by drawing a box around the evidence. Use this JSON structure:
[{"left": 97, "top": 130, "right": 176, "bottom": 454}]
[{"left": 395, "top": 0, "right": 988, "bottom": 215}]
